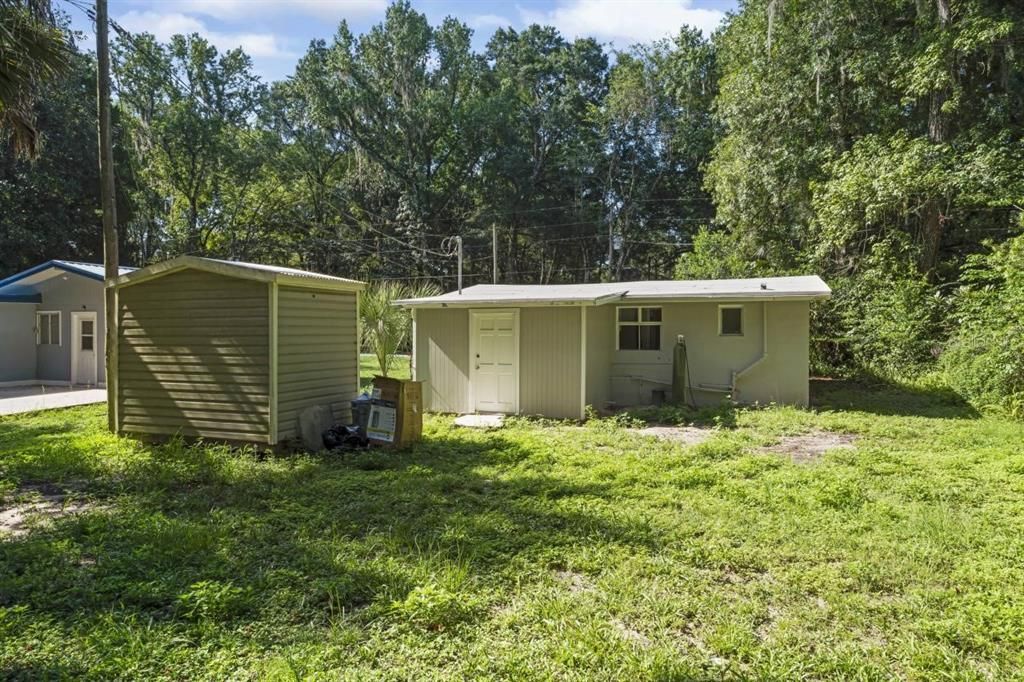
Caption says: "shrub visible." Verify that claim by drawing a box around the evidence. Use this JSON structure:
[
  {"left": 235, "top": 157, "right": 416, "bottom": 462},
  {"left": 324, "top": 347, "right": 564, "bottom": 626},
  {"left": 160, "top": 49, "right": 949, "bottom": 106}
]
[
  {"left": 674, "top": 228, "right": 759, "bottom": 280},
  {"left": 360, "top": 281, "right": 440, "bottom": 377},
  {"left": 822, "top": 239, "right": 947, "bottom": 377},
  {"left": 942, "top": 234, "right": 1024, "bottom": 418}
]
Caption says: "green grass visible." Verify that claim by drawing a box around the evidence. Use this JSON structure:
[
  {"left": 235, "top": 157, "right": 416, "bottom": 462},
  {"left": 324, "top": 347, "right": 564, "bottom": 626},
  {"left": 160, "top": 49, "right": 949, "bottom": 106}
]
[
  {"left": 2, "top": 380, "right": 1024, "bottom": 679},
  {"left": 360, "top": 353, "right": 410, "bottom": 392}
]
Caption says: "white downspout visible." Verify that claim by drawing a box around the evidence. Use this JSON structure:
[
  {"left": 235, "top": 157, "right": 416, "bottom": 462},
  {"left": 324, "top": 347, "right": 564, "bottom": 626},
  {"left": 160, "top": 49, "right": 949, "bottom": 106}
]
[{"left": 731, "top": 301, "right": 768, "bottom": 399}]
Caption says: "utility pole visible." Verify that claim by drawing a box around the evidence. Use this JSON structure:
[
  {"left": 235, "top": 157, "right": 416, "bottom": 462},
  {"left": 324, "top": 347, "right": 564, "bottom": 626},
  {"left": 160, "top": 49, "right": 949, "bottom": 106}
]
[
  {"left": 96, "top": 0, "right": 119, "bottom": 432},
  {"left": 456, "top": 236, "right": 463, "bottom": 294},
  {"left": 442, "top": 235, "right": 464, "bottom": 294},
  {"left": 492, "top": 224, "right": 497, "bottom": 284},
  {"left": 608, "top": 221, "right": 614, "bottom": 281}
]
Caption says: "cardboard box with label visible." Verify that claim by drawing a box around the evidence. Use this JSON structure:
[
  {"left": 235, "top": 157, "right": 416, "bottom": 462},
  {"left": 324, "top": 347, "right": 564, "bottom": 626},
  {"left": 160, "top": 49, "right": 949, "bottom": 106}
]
[{"left": 367, "top": 376, "right": 422, "bottom": 447}]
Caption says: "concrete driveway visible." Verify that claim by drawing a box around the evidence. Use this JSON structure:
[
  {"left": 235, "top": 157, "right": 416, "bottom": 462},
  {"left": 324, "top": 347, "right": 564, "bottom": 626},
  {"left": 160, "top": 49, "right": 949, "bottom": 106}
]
[{"left": 0, "top": 386, "right": 107, "bottom": 416}]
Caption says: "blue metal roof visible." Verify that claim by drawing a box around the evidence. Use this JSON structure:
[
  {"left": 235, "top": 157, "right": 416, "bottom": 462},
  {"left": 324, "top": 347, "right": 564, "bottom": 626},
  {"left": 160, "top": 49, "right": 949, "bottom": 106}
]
[
  {"left": 0, "top": 293, "right": 41, "bottom": 303},
  {"left": 0, "top": 260, "right": 136, "bottom": 292}
]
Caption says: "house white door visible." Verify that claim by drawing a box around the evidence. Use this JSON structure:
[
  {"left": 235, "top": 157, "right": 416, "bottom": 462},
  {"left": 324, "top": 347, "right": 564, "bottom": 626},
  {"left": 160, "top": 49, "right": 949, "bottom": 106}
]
[
  {"left": 71, "top": 312, "right": 98, "bottom": 385},
  {"left": 470, "top": 310, "right": 518, "bottom": 413}
]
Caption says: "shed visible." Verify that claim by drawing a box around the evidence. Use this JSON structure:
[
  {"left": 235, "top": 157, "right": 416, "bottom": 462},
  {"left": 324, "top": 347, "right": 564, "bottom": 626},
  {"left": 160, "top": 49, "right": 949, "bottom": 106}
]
[
  {"left": 396, "top": 276, "right": 831, "bottom": 420},
  {"left": 112, "top": 256, "right": 364, "bottom": 444}
]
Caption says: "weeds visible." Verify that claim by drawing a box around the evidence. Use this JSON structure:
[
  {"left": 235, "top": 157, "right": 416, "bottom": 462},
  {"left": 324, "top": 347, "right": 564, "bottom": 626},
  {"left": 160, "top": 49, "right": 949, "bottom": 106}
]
[{"left": 1, "top": 379, "right": 1023, "bottom": 678}]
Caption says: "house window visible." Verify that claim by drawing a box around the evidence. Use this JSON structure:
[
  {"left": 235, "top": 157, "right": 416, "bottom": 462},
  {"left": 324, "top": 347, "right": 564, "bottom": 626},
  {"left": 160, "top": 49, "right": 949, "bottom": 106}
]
[
  {"left": 37, "top": 311, "right": 61, "bottom": 346},
  {"left": 617, "top": 306, "right": 661, "bottom": 350},
  {"left": 719, "top": 305, "right": 743, "bottom": 336},
  {"left": 80, "top": 319, "right": 95, "bottom": 351}
]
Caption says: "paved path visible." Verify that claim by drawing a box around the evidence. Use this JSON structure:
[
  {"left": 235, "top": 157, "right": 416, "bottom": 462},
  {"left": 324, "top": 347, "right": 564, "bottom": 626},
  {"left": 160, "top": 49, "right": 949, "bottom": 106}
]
[{"left": 0, "top": 387, "right": 107, "bottom": 416}]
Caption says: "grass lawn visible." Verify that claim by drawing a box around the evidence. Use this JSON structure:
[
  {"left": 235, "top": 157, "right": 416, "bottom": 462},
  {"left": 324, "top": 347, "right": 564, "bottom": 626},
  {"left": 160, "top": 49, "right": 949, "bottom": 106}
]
[
  {"left": 359, "top": 353, "right": 410, "bottom": 392},
  {"left": 1, "top": 379, "right": 1023, "bottom": 680}
]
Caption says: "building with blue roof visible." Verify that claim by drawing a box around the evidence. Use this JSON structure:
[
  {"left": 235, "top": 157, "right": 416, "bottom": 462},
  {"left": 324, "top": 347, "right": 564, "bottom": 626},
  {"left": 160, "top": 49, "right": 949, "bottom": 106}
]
[{"left": 0, "top": 260, "right": 136, "bottom": 386}]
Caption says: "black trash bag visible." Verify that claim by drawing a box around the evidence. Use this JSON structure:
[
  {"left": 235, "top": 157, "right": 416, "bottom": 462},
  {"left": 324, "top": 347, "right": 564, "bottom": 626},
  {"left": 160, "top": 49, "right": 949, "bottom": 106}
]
[{"left": 322, "top": 424, "right": 369, "bottom": 450}]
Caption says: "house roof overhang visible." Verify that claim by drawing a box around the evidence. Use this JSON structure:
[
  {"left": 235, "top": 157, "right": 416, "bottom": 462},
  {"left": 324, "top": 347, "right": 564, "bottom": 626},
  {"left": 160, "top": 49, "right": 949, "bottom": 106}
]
[
  {"left": 0, "top": 293, "right": 42, "bottom": 303},
  {"left": 112, "top": 255, "right": 366, "bottom": 293},
  {"left": 394, "top": 276, "right": 832, "bottom": 308},
  {"left": 0, "top": 260, "right": 136, "bottom": 295}
]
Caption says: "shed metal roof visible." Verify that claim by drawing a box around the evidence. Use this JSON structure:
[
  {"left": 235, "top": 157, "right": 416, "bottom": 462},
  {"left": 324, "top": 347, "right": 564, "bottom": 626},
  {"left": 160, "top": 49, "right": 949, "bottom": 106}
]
[
  {"left": 0, "top": 260, "right": 136, "bottom": 294},
  {"left": 395, "top": 276, "right": 831, "bottom": 307},
  {"left": 113, "top": 255, "right": 365, "bottom": 292}
]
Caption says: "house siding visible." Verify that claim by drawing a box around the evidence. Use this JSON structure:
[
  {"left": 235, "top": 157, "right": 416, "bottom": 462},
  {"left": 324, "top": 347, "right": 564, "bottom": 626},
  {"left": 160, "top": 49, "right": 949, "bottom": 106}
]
[
  {"left": 585, "top": 304, "right": 613, "bottom": 408},
  {"left": 0, "top": 305, "right": 38, "bottom": 383},
  {"left": 275, "top": 286, "right": 359, "bottom": 441},
  {"left": 117, "top": 269, "right": 271, "bottom": 441},
  {"left": 33, "top": 273, "right": 106, "bottom": 383},
  {"left": 736, "top": 301, "right": 810, "bottom": 405},
  {"left": 414, "top": 308, "right": 469, "bottom": 413},
  {"left": 520, "top": 307, "right": 581, "bottom": 419},
  {"left": 414, "top": 298, "right": 811, "bottom": 418},
  {"left": 603, "top": 300, "right": 809, "bottom": 407}
]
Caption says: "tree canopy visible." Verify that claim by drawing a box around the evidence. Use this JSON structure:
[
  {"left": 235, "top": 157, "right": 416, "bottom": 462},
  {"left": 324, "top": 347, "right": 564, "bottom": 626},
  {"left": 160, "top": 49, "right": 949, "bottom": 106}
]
[{"left": 1, "top": 0, "right": 1022, "bottom": 411}]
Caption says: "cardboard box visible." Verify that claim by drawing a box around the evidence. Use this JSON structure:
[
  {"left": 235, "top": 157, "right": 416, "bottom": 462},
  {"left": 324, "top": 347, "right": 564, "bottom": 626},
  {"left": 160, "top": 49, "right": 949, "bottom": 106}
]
[
  {"left": 369, "top": 376, "right": 422, "bottom": 447},
  {"left": 366, "top": 401, "right": 397, "bottom": 443}
]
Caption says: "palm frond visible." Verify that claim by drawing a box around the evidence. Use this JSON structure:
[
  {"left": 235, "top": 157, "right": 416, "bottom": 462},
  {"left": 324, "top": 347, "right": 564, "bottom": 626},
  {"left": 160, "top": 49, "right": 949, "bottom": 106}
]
[
  {"left": 0, "top": 2, "right": 71, "bottom": 157},
  {"left": 359, "top": 280, "right": 441, "bottom": 376}
]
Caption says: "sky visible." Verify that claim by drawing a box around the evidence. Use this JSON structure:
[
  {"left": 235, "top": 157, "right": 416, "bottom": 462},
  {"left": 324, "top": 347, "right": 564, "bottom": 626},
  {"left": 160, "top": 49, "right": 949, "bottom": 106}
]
[{"left": 64, "top": 0, "right": 739, "bottom": 82}]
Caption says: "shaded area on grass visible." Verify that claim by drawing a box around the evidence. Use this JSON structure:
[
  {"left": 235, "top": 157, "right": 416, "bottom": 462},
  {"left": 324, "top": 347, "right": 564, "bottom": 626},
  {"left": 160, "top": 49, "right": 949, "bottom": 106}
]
[
  {"left": 811, "top": 377, "right": 981, "bottom": 419},
  {"left": 0, "top": 420, "right": 658, "bottom": 647},
  {"left": 1, "top": 386, "right": 1023, "bottom": 679},
  {"left": 614, "top": 401, "right": 740, "bottom": 429}
]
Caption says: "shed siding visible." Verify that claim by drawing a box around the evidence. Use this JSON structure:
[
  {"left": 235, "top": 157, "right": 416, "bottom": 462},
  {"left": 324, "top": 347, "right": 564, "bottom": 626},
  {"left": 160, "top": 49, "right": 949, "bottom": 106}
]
[
  {"left": 520, "top": 307, "right": 581, "bottom": 419},
  {"left": 117, "top": 269, "right": 271, "bottom": 441},
  {"left": 414, "top": 308, "right": 469, "bottom": 413},
  {"left": 585, "top": 304, "right": 613, "bottom": 408},
  {"left": 276, "top": 286, "right": 359, "bottom": 441}
]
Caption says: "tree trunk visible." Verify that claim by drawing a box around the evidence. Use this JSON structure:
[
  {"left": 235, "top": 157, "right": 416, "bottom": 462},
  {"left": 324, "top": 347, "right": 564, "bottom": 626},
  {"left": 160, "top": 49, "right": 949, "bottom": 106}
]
[
  {"left": 920, "top": 197, "right": 943, "bottom": 277},
  {"left": 919, "top": 0, "right": 950, "bottom": 277}
]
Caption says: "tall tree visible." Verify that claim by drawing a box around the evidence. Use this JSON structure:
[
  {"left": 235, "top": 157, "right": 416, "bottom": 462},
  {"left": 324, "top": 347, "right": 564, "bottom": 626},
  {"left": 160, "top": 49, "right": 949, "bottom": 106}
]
[
  {"left": 706, "top": 0, "right": 1024, "bottom": 278},
  {"left": 483, "top": 25, "right": 607, "bottom": 282},
  {"left": 0, "top": 50, "right": 134, "bottom": 272},
  {"left": 816, "top": 0, "right": 1024, "bottom": 278},
  {"left": 0, "top": 0, "right": 70, "bottom": 157},
  {"left": 302, "top": 1, "right": 492, "bottom": 278},
  {"left": 113, "top": 32, "right": 272, "bottom": 260},
  {"left": 603, "top": 27, "right": 718, "bottom": 280}
]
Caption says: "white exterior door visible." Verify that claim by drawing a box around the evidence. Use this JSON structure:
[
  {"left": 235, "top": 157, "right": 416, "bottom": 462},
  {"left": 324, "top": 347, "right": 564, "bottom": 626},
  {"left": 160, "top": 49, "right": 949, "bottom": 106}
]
[
  {"left": 470, "top": 310, "right": 518, "bottom": 413},
  {"left": 71, "top": 312, "right": 98, "bottom": 385}
]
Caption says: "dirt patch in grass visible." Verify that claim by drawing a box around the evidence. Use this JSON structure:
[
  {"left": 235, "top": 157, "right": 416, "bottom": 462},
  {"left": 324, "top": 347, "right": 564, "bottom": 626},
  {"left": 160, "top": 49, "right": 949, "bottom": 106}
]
[
  {"left": 634, "top": 425, "right": 714, "bottom": 446},
  {"left": 759, "top": 430, "right": 857, "bottom": 464},
  {"left": 1, "top": 483, "right": 98, "bottom": 538},
  {"left": 613, "top": 619, "right": 651, "bottom": 648},
  {"left": 554, "top": 570, "right": 595, "bottom": 594}
]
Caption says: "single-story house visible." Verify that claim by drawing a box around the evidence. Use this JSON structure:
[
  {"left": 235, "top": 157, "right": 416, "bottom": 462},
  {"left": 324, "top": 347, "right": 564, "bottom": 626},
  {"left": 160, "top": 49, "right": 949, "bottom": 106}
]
[
  {"left": 396, "top": 276, "right": 831, "bottom": 420},
  {"left": 112, "top": 256, "right": 364, "bottom": 445},
  {"left": 0, "top": 260, "right": 136, "bottom": 387}
]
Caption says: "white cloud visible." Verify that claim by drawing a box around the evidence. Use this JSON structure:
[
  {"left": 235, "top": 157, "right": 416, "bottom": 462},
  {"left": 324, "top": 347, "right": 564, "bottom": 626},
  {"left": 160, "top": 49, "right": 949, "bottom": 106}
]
[
  {"left": 517, "top": 0, "right": 725, "bottom": 45},
  {"left": 470, "top": 13, "right": 513, "bottom": 30},
  {"left": 116, "top": 10, "right": 296, "bottom": 58},
  {"left": 160, "top": 0, "right": 387, "bottom": 21}
]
